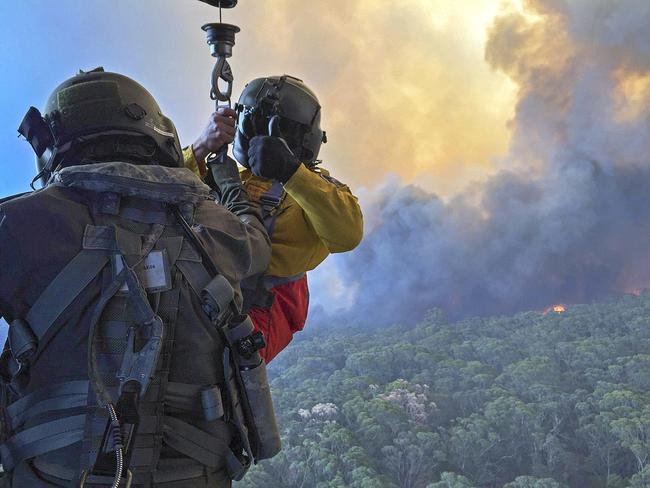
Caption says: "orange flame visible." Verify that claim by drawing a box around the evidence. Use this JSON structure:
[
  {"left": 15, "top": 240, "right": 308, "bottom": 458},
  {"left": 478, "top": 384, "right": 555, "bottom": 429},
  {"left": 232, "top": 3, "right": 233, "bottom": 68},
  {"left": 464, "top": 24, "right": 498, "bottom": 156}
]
[{"left": 542, "top": 304, "right": 566, "bottom": 315}]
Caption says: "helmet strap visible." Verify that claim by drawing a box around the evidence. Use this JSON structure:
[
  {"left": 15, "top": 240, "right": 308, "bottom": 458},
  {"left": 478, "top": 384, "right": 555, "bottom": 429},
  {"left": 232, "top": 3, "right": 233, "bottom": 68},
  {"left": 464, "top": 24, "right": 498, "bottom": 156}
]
[{"left": 30, "top": 146, "right": 59, "bottom": 190}]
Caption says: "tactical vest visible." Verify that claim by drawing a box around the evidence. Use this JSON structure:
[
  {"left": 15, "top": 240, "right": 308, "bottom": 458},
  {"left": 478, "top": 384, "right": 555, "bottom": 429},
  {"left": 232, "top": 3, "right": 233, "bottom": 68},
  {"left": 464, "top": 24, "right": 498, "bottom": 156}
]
[
  {"left": 0, "top": 162, "right": 280, "bottom": 487},
  {"left": 241, "top": 181, "right": 305, "bottom": 312}
]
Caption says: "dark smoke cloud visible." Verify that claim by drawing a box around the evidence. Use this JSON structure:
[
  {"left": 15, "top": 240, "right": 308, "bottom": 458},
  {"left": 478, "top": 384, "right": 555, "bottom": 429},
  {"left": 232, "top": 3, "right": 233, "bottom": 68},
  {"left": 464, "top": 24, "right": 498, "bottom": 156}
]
[{"left": 308, "top": 0, "right": 650, "bottom": 326}]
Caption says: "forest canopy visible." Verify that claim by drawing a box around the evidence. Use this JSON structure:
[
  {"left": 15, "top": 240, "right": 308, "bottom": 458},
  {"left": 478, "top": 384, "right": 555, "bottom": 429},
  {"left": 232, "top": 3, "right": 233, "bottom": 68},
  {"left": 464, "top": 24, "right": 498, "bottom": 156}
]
[{"left": 237, "top": 294, "right": 650, "bottom": 488}]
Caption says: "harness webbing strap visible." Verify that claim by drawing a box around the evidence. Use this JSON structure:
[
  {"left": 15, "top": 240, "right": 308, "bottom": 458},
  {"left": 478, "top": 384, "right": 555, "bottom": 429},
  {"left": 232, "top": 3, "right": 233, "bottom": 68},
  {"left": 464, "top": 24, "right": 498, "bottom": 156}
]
[
  {"left": 6, "top": 380, "right": 89, "bottom": 420},
  {"left": 259, "top": 181, "right": 285, "bottom": 237},
  {"left": 152, "top": 462, "right": 205, "bottom": 484},
  {"left": 0, "top": 415, "right": 87, "bottom": 471},
  {"left": 119, "top": 205, "right": 168, "bottom": 225},
  {"left": 241, "top": 273, "right": 306, "bottom": 313},
  {"left": 263, "top": 273, "right": 305, "bottom": 289},
  {"left": 240, "top": 282, "right": 274, "bottom": 311},
  {"left": 7, "top": 380, "right": 89, "bottom": 430},
  {"left": 162, "top": 416, "right": 230, "bottom": 468},
  {"left": 26, "top": 249, "right": 110, "bottom": 342},
  {"left": 176, "top": 260, "right": 212, "bottom": 299},
  {"left": 240, "top": 181, "right": 305, "bottom": 312}
]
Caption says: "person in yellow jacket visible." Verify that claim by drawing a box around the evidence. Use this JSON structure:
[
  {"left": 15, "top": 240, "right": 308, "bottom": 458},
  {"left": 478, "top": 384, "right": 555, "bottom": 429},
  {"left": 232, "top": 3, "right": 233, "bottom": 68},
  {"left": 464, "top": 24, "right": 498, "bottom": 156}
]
[{"left": 184, "top": 75, "right": 363, "bottom": 362}]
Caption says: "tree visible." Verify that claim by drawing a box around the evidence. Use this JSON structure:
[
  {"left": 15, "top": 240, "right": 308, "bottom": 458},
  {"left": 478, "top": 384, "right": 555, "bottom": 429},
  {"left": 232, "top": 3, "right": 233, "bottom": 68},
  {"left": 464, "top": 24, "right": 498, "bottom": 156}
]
[
  {"left": 503, "top": 476, "right": 567, "bottom": 488},
  {"left": 427, "top": 472, "right": 477, "bottom": 488}
]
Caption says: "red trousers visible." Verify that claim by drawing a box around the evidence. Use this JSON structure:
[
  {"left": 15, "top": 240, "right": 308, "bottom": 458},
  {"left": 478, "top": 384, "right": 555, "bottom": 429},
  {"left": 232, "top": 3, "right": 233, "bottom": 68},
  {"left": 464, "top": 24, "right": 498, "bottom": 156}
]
[{"left": 248, "top": 275, "right": 309, "bottom": 363}]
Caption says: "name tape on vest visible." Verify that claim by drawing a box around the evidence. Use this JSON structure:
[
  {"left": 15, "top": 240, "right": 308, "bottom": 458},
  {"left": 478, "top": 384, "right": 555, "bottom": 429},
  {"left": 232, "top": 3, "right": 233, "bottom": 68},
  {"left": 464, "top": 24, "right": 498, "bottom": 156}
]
[{"left": 113, "top": 250, "right": 172, "bottom": 293}]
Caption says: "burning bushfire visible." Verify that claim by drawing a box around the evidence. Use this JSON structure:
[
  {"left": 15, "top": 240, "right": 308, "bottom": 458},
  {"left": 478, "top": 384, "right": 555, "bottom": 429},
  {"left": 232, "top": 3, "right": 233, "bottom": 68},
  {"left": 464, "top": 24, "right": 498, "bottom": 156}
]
[{"left": 542, "top": 304, "right": 566, "bottom": 315}]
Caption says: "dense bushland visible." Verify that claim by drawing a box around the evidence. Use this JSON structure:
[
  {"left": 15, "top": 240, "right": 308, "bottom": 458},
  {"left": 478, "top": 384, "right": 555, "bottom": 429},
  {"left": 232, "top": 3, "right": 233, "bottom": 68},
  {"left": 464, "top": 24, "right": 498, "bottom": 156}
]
[{"left": 239, "top": 294, "right": 650, "bottom": 488}]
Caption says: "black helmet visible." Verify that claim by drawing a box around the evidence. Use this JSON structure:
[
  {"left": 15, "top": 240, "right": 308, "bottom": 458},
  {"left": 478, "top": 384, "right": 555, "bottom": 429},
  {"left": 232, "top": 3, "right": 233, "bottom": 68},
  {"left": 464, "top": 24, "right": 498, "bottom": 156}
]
[
  {"left": 19, "top": 67, "right": 183, "bottom": 186},
  {"left": 233, "top": 75, "right": 327, "bottom": 167}
]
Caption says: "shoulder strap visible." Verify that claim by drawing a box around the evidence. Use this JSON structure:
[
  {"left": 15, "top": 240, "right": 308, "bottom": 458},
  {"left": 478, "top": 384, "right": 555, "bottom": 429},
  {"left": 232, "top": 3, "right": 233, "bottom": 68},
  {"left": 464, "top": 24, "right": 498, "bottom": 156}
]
[
  {"left": 238, "top": 181, "right": 285, "bottom": 312},
  {"left": 259, "top": 181, "right": 285, "bottom": 236},
  {"left": 26, "top": 250, "right": 110, "bottom": 341},
  {"left": 8, "top": 248, "right": 110, "bottom": 364}
]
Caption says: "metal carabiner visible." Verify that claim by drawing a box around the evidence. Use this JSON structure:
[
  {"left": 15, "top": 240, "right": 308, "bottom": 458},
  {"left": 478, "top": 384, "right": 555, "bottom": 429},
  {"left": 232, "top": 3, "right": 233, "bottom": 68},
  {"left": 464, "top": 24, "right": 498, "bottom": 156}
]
[{"left": 210, "top": 56, "right": 234, "bottom": 105}]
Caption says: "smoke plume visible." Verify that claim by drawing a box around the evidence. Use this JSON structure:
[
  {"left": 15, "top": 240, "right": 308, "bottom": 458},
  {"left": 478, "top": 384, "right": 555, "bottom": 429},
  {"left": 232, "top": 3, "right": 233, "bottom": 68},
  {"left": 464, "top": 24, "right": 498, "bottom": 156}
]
[{"left": 309, "top": 0, "right": 650, "bottom": 326}]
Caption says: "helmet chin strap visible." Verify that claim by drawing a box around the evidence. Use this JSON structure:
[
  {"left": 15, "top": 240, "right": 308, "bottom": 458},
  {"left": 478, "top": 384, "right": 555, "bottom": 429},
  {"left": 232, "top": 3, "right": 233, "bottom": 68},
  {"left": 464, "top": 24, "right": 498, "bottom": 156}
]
[{"left": 30, "top": 147, "right": 60, "bottom": 190}]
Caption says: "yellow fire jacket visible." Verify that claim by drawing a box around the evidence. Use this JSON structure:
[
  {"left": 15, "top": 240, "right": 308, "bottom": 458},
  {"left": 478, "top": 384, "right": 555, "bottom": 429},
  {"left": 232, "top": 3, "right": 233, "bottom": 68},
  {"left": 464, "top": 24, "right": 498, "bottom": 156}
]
[{"left": 183, "top": 146, "right": 364, "bottom": 277}]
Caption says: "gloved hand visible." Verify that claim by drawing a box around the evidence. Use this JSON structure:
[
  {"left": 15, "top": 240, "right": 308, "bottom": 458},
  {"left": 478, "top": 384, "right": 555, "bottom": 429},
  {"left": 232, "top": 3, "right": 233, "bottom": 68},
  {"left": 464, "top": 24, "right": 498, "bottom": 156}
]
[
  {"left": 247, "top": 116, "right": 301, "bottom": 183},
  {"left": 192, "top": 107, "right": 237, "bottom": 162}
]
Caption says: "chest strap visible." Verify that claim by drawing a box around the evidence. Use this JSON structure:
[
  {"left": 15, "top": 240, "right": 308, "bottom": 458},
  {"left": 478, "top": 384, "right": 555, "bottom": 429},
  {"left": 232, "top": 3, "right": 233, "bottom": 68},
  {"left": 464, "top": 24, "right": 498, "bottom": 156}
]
[{"left": 0, "top": 414, "right": 87, "bottom": 471}]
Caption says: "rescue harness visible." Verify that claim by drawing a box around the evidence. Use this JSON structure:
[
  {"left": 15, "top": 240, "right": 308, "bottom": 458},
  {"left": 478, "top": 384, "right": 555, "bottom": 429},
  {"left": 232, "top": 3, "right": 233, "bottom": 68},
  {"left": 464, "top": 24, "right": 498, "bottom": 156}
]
[
  {"left": 240, "top": 181, "right": 305, "bottom": 313},
  {"left": 0, "top": 162, "right": 280, "bottom": 486}
]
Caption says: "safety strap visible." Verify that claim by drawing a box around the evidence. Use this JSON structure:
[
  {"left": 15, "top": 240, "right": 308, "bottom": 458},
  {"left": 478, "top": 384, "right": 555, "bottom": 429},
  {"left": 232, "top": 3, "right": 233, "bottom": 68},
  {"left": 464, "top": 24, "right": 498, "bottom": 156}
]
[
  {"left": 259, "top": 180, "right": 285, "bottom": 236},
  {"left": 162, "top": 418, "right": 249, "bottom": 482},
  {"left": 6, "top": 380, "right": 89, "bottom": 431},
  {"left": 5, "top": 248, "right": 109, "bottom": 378},
  {"left": 176, "top": 260, "right": 212, "bottom": 299},
  {"left": 240, "top": 280, "right": 274, "bottom": 311},
  {"left": 240, "top": 181, "right": 299, "bottom": 312},
  {"left": 152, "top": 461, "right": 205, "bottom": 484},
  {"left": 162, "top": 416, "right": 230, "bottom": 468},
  {"left": 241, "top": 272, "right": 306, "bottom": 313},
  {"left": 0, "top": 415, "right": 87, "bottom": 471},
  {"left": 32, "top": 453, "right": 207, "bottom": 485},
  {"left": 17, "top": 249, "right": 110, "bottom": 358},
  {"left": 263, "top": 273, "right": 305, "bottom": 288}
]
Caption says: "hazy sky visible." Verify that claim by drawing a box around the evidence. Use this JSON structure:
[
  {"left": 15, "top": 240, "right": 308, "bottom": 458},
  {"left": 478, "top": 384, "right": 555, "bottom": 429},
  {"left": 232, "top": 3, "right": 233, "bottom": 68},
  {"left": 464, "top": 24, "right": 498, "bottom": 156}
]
[{"left": 0, "top": 0, "right": 518, "bottom": 197}]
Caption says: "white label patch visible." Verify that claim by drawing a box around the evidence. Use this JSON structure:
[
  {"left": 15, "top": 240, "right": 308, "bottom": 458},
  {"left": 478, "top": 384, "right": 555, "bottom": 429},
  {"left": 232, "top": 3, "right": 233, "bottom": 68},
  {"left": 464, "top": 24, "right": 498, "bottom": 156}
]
[{"left": 114, "top": 250, "right": 171, "bottom": 293}]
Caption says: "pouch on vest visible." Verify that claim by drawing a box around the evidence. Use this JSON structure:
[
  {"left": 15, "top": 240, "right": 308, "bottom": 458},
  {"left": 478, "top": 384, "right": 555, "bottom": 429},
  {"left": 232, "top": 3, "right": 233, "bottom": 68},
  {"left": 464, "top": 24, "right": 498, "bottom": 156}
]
[{"left": 199, "top": 255, "right": 281, "bottom": 464}]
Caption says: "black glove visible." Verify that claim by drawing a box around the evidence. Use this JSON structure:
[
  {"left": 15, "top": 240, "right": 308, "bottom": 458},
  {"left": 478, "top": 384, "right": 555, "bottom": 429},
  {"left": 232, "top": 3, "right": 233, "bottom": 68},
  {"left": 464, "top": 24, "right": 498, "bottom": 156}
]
[{"left": 247, "top": 116, "right": 301, "bottom": 183}]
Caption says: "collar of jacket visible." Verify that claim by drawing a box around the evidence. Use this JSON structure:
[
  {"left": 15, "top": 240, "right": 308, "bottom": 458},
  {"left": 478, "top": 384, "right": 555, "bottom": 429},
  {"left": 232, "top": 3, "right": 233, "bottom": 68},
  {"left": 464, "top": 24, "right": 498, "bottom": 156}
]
[{"left": 52, "top": 161, "right": 211, "bottom": 204}]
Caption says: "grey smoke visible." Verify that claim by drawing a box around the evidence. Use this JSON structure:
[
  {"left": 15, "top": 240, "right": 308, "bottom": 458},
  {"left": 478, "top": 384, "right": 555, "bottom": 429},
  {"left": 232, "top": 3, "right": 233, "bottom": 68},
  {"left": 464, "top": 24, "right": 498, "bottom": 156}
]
[
  {"left": 2, "top": 1, "right": 649, "bottom": 341},
  {"left": 308, "top": 0, "right": 650, "bottom": 326}
]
